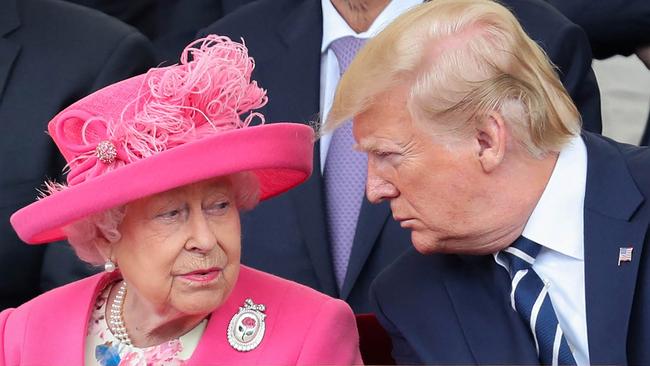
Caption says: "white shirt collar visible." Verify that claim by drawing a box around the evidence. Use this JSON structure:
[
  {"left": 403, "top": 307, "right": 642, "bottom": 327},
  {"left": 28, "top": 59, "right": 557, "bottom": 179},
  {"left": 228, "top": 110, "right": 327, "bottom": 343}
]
[
  {"left": 320, "top": 0, "right": 423, "bottom": 53},
  {"left": 521, "top": 135, "right": 587, "bottom": 260}
]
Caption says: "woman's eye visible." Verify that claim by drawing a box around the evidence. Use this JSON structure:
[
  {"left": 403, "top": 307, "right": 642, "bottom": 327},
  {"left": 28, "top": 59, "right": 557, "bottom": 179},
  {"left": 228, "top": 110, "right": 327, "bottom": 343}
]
[
  {"left": 158, "top": 209, "right": 181, "bottom": 219},
  {"left": 206, "top": 201, "right": 230, "bottom": 214}
]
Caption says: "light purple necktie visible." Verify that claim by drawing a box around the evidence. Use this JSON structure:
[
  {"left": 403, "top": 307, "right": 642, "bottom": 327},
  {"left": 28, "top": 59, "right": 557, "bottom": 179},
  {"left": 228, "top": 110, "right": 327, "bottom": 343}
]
[{"left": 325, "top": 36, "right": 368, "bottom": 290}]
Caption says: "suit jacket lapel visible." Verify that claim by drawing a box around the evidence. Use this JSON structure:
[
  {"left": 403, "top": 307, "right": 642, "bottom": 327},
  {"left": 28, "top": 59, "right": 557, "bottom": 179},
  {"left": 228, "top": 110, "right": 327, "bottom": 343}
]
[
  {"left": 0, "top": 0, "right": 21, "bottom": 100},
  {"left": 249, "top": 1, "right": 321, "bottom": 124},
  {"left": 581, "top": 132, "right": 646, "bottom": 365},
  {"left": 254, "top": 0, "right": 338, "bottom": 296},
  {"left": 289, "top": 142, "right": 338, "bottom": 297},
  {"left": 443, "top": 255, "right": 540, "bottom": 364},
  {"left": 340, "top": 199, "right": 391, "bottom": 299}
]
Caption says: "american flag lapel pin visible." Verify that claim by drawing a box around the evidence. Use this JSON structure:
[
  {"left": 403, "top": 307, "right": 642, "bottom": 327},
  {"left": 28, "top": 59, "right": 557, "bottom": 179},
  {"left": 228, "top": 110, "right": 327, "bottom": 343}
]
[{"left": 618, "top": 247, "right": 633, "bottom": 266}]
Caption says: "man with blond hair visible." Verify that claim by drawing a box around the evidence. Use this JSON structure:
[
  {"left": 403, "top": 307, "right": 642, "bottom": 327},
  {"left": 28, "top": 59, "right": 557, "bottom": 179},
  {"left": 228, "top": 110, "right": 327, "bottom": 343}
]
[
  {"left": 200, "top": 0, "right": 602, "bottom": 317},
  {"left": 327, "top": 0, "right": 650, "bottom": 364}
]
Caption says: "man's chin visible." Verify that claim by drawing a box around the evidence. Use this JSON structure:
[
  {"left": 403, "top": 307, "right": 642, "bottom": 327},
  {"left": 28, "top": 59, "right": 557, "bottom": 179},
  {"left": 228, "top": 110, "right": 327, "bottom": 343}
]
[
  {"left": 411, "top": 231, "right": 476, "bottom": 255},
  {"left": 412, "top": 234, "right": 508, "bottom": 256},
  {"left": 410, "top": 231, "right": 442, "bottom": 255}
]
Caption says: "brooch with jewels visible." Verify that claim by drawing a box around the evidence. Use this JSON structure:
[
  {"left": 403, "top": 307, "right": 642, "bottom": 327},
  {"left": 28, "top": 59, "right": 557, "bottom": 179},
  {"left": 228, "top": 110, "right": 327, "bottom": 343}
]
[
  {"left": 94, "top": 140, "right": 118, "bottom": 164},
  {"left": 227, "top": 298, "right": 266, "bottom": 352}
]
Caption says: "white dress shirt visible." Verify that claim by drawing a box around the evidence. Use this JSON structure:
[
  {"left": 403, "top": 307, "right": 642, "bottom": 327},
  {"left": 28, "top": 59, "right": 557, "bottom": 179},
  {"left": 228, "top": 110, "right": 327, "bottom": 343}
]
[
  {"left": 319, "top": 0, "right": 423, "bottom": 172},
  {"left": 495, "top": 135, "right": 590, "bottom": 365}
]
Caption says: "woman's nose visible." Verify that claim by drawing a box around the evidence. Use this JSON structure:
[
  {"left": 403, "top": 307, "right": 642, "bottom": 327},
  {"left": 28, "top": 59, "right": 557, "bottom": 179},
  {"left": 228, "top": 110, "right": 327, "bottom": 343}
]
[{"left": 186, "top": 213, "right": 218, "bottom": 253}]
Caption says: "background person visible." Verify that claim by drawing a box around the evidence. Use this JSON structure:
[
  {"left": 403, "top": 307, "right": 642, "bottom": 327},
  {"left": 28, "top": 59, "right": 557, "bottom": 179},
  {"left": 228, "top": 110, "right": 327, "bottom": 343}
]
[{"left": 0, "top": 0, "right": 155, "bottom": 310}]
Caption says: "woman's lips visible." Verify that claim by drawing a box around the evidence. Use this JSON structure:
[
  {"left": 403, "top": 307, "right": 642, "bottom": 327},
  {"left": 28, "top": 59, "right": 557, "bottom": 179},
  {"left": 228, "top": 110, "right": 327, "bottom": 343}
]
[{"left": 179, "top": 268, "right": 221, "bottom": 283}]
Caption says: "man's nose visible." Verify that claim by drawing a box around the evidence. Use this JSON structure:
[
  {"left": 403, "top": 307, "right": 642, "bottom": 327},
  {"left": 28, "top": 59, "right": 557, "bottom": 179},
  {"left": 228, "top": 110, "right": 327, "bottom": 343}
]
[{"left": 366, "top": 173, "right": 398, "bottom": 203}]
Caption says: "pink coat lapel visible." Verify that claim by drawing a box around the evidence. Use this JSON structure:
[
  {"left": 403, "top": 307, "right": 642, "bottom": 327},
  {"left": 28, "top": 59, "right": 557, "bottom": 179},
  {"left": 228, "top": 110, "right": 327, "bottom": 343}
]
[{"left": 17, "top": 272, "right": 117, "bottom": 365}]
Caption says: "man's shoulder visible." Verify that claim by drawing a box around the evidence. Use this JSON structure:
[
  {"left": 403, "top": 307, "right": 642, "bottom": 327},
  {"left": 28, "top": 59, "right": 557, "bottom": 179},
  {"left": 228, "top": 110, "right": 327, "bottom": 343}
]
[
  {"left": 20, "top": 0, "right": 143, "bottom": 40},
  {"left": 201, "top": 0, "right": 307, "bottom": 37},
  {"left": 500, "top": 0, "right": 568, "bottom": 21},
  {"left": 371, "top": 248, "right": 456, "bottom": 300},
  {"left": 199, "top": 0, "right": 314, "bottom": 63},
  {"left": 16, "top": 0, "right": 154, "bottom": 76},
  {"left": 499, "top": 0, "right": 577, "bottom": 36},
  {"left": 584, "top": 132, "right": 650, "bottom": 196},
  {"left": 371, "top": 249, "right": 504, "bottom": 311}
]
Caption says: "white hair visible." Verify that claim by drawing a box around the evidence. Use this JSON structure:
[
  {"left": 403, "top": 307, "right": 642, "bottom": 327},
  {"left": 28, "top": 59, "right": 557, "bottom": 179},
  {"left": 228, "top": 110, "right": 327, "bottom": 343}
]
[{"left": 64, "top": 172, "right": 260, "bottom": 265}]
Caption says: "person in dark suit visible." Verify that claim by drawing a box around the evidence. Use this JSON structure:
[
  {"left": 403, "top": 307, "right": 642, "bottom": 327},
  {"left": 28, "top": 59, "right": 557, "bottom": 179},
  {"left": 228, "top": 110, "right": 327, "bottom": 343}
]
[
  {"left": 545, "top": 0, "right": 650, "bottom": 60},
  {"left": 642, "top": 114, "right": 650, "bottom": 146},
  {"left": 66, "top": 0, "right": 259, "bottom": 63},
  {"left": 325, "top": 0, "right": 650, "bottom": 364},
  {"left": 0, "top": 0, "right": 155, "bottom": 310},
  {"left": 198, "top": 0, "right": 602, "bottom": 314},
  {"left": 546, "top": 0, "right": 650, "bottom": 147}
]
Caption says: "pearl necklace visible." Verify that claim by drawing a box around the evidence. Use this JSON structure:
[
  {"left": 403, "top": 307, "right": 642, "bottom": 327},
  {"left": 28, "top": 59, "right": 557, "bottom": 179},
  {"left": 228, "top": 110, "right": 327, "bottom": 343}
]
[{"left": 109, "top": 280, "right": 132, "bottom": 346}]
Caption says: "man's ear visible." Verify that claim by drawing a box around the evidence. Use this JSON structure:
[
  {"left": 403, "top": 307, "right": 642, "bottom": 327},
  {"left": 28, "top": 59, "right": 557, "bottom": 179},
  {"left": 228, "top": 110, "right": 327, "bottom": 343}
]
[{"left": 475, "top": 111, "right": 507, "bottom": 173}]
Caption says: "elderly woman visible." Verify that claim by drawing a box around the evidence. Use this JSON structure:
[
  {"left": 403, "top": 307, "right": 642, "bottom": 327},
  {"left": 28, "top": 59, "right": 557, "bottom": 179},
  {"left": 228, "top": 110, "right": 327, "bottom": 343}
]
[{"left": 0, "top": 36, "right": 361, "bottom": 365}]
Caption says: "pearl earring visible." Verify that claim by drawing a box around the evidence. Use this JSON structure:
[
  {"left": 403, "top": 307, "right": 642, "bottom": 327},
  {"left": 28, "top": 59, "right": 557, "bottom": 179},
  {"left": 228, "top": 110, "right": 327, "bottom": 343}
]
[{"left": 104, "top": 259, "right": 116, "bottom": 273}]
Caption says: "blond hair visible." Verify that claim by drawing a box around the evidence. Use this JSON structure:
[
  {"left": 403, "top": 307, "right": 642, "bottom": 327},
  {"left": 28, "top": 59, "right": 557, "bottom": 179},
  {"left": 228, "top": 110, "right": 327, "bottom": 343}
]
[{"left": 326, "top": 0, "right": 580, "bottom": 157}]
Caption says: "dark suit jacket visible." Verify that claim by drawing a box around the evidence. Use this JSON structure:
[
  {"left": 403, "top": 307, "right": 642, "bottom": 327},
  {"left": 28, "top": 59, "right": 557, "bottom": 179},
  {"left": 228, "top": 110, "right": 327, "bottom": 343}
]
[
  {"left": 199, "top": 0, "right": 603, "bottom": 313},
  {"left": 370, "top": 132, "right": 650, "bottom": 365},
  {"left": 546, "top": 0, "right": 650, "bottom": 59},
  {"left": 642, "top": 112, "right": 650, "bottom": 146},
  {"left": 0, "top": 0, "right": 155, "bottom": 310},
  {"left": 66, "top": 0, "right": 259, "bottom": 63}
]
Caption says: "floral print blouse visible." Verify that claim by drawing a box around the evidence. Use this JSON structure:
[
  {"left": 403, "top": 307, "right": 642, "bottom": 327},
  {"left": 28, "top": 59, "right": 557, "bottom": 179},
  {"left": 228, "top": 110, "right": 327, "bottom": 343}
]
[{"left": 85, "top": 282, "right": 207, "bottom": 366}]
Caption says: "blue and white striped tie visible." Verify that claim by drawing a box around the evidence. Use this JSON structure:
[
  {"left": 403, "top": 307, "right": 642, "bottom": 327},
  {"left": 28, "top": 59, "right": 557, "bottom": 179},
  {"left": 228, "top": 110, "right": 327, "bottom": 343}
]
[{"left": 500, "top": 236, "right": 577, "bottom": 366}]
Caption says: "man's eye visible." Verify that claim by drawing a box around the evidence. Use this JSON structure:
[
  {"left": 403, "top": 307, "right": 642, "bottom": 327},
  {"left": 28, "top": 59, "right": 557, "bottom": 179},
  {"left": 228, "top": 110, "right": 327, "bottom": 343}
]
[{"left": 374, "top": 150, "right": 394, "bottom": 157}]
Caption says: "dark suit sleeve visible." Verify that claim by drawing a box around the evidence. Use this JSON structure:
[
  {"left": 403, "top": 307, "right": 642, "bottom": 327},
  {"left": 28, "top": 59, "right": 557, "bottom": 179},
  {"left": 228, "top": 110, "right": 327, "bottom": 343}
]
[
  {"left": 369, "top": 281, "right": 422, "bottom": 364},
  {"left": 506, "top": 0, "right": 602, "bottom": 133},
  {"left": 89, "top": 31, "right": 155, "bottom": 91},
  {"left": 546, "top": 0, "right": 650, "bottom": 59},
  {"left": 39, "top": 30, "right": 155, "bottom": 292},
  {"left": 543, "top": 19, "right": 602, "bottom": 133}
]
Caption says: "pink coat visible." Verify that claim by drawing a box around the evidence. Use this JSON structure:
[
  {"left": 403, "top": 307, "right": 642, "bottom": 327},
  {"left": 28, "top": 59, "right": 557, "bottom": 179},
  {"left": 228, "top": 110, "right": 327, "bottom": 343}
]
[{"left": 0, "top": 265, "right": 362, "bottom": 365}]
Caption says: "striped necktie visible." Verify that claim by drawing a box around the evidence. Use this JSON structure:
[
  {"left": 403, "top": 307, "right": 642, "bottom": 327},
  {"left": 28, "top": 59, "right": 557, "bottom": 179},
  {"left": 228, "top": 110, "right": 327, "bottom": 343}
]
[
  {"left": 500, "top": 236, "right": 577, "bottom": 366},
  {"left": 324, "top": 36, "right": 368, "bottom": 290}
]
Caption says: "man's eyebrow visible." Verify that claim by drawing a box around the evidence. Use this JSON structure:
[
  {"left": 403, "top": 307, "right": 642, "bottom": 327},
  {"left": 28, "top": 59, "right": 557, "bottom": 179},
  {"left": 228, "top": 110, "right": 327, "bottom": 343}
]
[
  {"left": 354, "top": 140, "right": 374, "bottom": 152},
  {"left": 355, "top": 139, "right": 402, "bottom": 152},
  {"left": 355, "top": 139, "right": 384, "bottom": 152}
]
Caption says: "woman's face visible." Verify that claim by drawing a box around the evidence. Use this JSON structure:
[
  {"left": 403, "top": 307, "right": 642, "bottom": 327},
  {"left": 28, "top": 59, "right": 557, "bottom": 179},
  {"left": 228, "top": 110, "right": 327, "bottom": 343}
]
[{"left": 112, "top": 177, "right": 241, "bottom": 317}]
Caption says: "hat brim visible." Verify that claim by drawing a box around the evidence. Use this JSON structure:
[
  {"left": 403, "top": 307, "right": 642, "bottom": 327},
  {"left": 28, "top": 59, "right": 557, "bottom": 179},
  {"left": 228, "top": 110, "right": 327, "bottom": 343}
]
[{"left": 11, "top": 123, "right": 314, "bottom": 244}]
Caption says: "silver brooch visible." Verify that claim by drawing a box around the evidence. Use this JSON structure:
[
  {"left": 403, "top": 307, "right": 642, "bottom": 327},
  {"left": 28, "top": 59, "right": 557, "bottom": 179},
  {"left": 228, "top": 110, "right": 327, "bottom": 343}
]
[
  {"left": 227, "top": 298, "right": 266, "bottom": 352},
  {"left": 95, "top": 140, "right": 117, "bottom": 164}
]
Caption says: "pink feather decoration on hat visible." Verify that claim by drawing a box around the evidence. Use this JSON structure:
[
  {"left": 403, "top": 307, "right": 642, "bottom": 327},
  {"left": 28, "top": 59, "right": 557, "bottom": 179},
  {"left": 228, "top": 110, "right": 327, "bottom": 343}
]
[
  {"left": 47, "top": 35, "right": 268, "bottom": 194},
  {"left": 116, "top": 35, "right": 268, "bottom": 161}
]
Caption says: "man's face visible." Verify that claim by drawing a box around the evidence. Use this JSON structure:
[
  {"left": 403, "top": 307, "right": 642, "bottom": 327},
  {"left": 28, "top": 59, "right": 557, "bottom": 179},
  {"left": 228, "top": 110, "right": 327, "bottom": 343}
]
[{"left": 353, "top": 85, "right": 494, "bottom": 254}]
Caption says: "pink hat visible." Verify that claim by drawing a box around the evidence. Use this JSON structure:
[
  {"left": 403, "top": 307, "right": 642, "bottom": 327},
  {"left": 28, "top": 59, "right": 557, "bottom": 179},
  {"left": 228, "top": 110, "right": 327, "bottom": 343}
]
[{"left": 11, "top": 35, "right": 314, "bottom": 245}]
